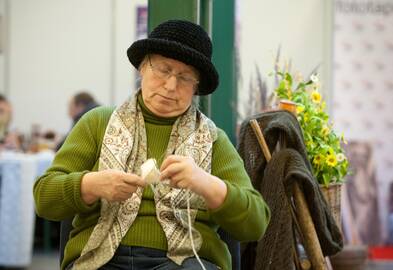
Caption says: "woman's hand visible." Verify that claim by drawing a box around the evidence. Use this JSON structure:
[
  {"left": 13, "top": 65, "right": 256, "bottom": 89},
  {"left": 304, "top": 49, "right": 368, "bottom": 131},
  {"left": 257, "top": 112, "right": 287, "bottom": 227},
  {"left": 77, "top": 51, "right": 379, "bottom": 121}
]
[
  {"left": 81, "top": 169, "right": 146, "bottom": 205},
  {"left": 160, "top": 155, "right": 227, "bottom": 209}
]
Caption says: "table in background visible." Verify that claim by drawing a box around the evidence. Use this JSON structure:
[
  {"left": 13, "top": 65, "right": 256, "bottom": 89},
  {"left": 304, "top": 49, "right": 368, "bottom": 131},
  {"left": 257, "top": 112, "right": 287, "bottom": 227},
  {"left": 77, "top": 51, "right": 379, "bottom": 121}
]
[{"left": 0, "top": 151, "right": 54, "bottom": 267}]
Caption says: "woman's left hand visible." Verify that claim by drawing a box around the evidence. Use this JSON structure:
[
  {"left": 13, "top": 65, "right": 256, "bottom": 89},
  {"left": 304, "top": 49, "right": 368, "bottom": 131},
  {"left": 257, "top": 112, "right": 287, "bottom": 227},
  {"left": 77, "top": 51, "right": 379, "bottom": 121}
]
[{"left": 160, "top": 155, "right": 227, "bottom": 209}]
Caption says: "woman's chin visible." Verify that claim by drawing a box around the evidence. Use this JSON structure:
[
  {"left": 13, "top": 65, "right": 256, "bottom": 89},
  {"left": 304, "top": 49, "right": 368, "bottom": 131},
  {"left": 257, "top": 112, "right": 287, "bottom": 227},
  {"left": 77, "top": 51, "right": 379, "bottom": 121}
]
[{"left": 151, "top": 107, "right": 177, "bottom": 117}]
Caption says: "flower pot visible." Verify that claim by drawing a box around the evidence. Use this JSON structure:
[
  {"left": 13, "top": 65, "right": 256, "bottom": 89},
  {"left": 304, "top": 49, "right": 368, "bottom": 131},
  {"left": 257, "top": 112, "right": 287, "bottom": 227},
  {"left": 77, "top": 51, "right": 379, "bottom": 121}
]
[
  {"left": 329, "top": 245, "right": 368, "bottom": 270},
  {"left": 278, "top": 100, "right": 297, "bottom": 115},
  {"left": 319, "top": 183, "right": 342, "bottom": 230}
]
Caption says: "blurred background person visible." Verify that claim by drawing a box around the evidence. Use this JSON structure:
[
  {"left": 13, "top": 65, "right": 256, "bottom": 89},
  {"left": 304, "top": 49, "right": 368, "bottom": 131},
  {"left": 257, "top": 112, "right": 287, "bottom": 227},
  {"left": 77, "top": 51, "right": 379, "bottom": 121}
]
[
  {"left": 56, "top": 91, "right": 100, "bottom": 150},
  {"left": 68, "top": 91, "right": 100, "bottom": 127},
  {"left": 0, "top": 94, "right": 22, "bottom": 151},
  {"left": 0, "top": 94, "right": 12, "bottom": 142}
]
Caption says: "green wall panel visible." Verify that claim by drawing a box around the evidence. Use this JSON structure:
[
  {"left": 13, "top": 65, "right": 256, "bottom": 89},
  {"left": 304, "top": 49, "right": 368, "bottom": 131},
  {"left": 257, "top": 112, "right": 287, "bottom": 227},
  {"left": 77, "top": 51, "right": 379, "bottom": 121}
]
[
  {"left": 148, "top": 0, "right": 236, "bottom": 143},
  {"left": 211, "top": 0, "right": 236, "bottom": 143}
]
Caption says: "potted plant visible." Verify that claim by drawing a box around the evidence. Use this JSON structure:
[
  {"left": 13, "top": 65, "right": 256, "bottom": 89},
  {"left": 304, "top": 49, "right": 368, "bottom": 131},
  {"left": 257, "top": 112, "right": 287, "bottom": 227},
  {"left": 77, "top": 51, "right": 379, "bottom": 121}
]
[{"left": 273, "top": 68, "right": 349, "bottom": 226}]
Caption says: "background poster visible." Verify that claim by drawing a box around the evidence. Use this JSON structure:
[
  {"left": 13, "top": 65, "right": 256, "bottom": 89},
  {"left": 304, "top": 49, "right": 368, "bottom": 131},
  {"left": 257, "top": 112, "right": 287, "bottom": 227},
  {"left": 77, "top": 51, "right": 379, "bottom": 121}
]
[
  {"left": 136, "top": 6, "right": 147, "bottom": 40},
  {"left": 333, "top": 0, "right": 393, "bottom": 244},
  {"left": 134, "top": 6, "right": 147, "bottom": 89}
]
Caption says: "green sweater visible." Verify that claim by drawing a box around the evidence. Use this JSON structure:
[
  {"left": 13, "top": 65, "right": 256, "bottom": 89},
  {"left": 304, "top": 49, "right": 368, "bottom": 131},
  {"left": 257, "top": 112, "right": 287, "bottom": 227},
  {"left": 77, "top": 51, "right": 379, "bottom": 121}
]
[{"left": 34, "top": 99, "right": 270, "bottom": 270}]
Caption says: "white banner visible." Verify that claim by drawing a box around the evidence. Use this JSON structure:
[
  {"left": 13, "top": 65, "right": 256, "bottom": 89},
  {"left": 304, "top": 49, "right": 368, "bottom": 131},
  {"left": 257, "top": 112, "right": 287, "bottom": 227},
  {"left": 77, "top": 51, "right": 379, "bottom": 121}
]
[{"left": 333, "top": 0, "right": 393, "bottom": 244}]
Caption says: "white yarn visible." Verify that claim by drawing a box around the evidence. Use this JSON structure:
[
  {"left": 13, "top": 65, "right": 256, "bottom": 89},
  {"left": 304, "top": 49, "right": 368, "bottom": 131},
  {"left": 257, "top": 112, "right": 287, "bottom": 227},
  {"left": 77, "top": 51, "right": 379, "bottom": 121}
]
[
  {"left": 186, "top": 190, "right": 207, "bottom": 270},
  {"left": 141, "top": 158, "right": 207, "bottom": 269},
  {"left": 141, "top": 158, "right": 161, "bottom": 184}
]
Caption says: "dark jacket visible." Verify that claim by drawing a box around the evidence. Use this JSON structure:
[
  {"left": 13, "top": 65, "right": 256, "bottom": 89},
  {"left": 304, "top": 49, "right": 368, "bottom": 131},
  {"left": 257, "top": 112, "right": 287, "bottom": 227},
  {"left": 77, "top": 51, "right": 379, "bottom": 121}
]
[{"left": 56, "top": 102, "right": 99, "bottom": 151}]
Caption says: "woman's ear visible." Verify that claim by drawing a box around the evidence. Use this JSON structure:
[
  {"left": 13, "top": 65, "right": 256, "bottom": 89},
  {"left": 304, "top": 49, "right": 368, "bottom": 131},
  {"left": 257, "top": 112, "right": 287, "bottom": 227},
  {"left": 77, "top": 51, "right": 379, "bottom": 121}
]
[
  {"left": 138, "top": 55, "right": 149, "bottom": 77},
  {"left": 139, "top": 64, "right": 146, "bottom": 77},
  {"left": 193, "top": 85, "right": 199, "bottom": 95}
]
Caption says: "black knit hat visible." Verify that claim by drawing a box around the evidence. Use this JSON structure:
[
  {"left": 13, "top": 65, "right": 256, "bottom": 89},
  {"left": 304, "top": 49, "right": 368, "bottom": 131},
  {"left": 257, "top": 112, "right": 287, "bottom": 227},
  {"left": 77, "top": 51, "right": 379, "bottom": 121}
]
[{"left": 127, "top": 19, "right": 219, "bottom": 95}]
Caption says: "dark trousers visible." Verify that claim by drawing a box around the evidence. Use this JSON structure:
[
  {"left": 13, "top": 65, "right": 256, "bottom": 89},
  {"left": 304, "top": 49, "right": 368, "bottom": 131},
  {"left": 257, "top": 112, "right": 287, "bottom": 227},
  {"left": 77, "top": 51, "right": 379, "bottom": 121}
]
[{"left": 66, "top": 245, "right": 218, "bottom": 270}]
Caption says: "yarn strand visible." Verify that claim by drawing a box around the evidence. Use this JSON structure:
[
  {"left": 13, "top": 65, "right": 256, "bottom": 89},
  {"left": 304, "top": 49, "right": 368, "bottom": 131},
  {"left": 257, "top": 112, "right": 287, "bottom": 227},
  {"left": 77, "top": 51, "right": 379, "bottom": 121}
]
[{"left": 187, "top": 190, "right": 207, "bottom": 270}]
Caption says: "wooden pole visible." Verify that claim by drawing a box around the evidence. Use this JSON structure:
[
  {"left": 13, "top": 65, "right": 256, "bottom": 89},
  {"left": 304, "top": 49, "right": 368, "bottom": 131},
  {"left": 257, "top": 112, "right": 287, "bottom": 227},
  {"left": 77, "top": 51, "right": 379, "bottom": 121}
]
[
  {"left": 250, "top": 119, "right": 327, "bottom": 270},
  {"left": 293, "top": 184, "right": 327, "bottom": 270}
]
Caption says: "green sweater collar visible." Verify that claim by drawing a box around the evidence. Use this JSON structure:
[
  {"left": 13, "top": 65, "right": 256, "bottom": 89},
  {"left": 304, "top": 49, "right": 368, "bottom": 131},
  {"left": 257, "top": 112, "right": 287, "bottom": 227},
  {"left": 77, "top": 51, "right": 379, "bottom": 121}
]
[{"left": 137, "top": 92, "right": 178, "bottom": 125}]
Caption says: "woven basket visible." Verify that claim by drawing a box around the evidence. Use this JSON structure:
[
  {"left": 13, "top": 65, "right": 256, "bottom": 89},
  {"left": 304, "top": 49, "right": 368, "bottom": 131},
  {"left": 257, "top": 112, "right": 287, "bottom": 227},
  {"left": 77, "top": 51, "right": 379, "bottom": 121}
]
[{"left": 320, "top": 183, "right": 342, "bottom": 230}]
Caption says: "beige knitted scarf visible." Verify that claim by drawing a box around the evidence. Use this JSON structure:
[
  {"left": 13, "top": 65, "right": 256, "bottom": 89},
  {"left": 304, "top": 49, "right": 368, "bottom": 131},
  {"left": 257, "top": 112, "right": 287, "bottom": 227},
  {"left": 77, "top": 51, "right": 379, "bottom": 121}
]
[{"left": 72, "top": 92, "right": 217, "bottom": 270}]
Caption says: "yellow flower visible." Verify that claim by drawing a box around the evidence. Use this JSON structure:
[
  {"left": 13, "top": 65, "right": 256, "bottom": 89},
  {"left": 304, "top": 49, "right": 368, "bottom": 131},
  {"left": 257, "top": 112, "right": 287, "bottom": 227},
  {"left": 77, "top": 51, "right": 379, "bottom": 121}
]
[
  {"left": 336, "top": 153, "right": 346, "bottom": 162},
  {"left": 322, "top": 125, "right": 330, "bottom": 136},
  {"left": 311, "top": 91, "right": 321, "bottom": 104},
  {"left": 296, "top": 105, "right": 305, "bottom": 114},
  {"left": 306, "top": 140, "right": 314, "bottom": 149},
  {"left": 326, "top": 154, "right": 337, "bottom": 167},
  {"left": 313, "top": 154, "right": 323, "bottom": 165}
]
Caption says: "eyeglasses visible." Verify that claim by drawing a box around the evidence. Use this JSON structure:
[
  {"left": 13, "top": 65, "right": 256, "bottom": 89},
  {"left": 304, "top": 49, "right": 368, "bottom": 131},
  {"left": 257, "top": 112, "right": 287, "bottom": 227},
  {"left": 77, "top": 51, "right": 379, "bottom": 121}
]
[{"left": 148, "top": 57, "right": 199, "bottom": 88}]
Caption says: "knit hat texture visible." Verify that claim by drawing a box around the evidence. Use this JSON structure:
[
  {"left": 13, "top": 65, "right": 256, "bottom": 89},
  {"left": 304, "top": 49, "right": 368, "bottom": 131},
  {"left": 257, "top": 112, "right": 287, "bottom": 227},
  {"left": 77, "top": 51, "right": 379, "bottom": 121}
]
[{"left": 127, "top": 19, "right": 219, "bottom": 95}]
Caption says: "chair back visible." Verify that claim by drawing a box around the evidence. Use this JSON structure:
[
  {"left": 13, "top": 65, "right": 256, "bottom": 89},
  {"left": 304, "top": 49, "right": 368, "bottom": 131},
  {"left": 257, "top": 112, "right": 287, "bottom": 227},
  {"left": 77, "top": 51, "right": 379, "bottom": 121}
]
[{"left": 59, "top": 218, "right": 73, "bottom": 266}]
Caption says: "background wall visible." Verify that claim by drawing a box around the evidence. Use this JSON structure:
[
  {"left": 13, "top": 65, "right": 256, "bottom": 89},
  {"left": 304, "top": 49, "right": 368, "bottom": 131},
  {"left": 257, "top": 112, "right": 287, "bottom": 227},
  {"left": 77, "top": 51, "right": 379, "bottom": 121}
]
[
  {"left": 238, "top": 0, "right": 333, "bottom": 119},
  {"left": 0, "top": 0, "right": 6, "bottom": 95},
  {"left": 1, "top": 0, "right": 147, "bottom": 135},
  {"left": 1, "top": 0, "right": 333, "bottom": 137}
]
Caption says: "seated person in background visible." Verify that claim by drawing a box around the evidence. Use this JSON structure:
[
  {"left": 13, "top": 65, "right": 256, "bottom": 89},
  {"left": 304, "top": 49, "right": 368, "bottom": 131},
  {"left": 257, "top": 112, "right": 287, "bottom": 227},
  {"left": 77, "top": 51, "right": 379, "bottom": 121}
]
[
  {"left": 68, "top": 91, "right": 100, "bottom": 126},
  {"left": 0, "top": 94, "right": 22, "bottom": 151},
  {"left": 56, "top": 91, "right": 99, "bottom": 150},
  {"left": 34, "top": 20, "right": 270, "bottom": 270}
]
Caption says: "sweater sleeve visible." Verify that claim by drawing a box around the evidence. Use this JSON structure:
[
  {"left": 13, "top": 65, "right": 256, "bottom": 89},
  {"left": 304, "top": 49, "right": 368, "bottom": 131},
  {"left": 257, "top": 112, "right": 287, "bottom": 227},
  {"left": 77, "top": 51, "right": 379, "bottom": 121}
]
[
  {"left": 208, "top": 129, "right": 270, "bottom": 242},
  {"left": 33, "top": 106, "right": 113, "bottom": 221}
]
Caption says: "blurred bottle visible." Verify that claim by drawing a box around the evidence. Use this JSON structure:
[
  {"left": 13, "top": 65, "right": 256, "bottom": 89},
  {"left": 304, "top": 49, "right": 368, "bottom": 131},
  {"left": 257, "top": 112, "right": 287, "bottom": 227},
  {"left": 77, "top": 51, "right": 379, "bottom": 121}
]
[{"left": 28, "top": 123, "right": 41, "bottom": 153}]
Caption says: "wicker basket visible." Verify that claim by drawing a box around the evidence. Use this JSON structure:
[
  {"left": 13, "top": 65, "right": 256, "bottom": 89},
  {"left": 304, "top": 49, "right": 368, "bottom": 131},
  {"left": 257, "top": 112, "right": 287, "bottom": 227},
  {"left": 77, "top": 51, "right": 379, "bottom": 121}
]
[{"left": 319, "top": 183, "right": 342, "bottom": 230}]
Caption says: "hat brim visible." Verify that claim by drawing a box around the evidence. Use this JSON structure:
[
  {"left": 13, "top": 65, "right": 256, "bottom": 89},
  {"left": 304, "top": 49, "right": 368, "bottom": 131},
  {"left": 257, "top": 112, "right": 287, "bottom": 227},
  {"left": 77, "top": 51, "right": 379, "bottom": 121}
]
[{"left": 127, "top": 38, "right": 219, "bottom": 95}]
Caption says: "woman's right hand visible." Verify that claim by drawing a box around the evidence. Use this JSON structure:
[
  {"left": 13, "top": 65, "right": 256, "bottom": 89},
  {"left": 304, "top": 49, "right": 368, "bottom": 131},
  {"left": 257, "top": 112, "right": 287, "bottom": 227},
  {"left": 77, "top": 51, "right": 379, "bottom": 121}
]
[{"left": 80, "top": 169, "right": 146, "bottom": 204}]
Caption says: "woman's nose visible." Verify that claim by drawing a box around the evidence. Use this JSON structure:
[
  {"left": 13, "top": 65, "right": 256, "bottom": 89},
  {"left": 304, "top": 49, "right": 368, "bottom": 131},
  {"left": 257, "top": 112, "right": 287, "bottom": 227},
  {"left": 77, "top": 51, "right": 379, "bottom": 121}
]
[{"left": 164, "top": 74, "right": 178, "bottom": 90}]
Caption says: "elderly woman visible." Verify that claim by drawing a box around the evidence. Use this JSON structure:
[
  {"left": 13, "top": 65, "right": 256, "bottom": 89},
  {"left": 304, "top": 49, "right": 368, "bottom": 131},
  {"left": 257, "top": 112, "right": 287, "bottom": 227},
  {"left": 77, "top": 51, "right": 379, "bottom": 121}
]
[{"left": 34, "top": 20, "right": 270, "bottom": 270}]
